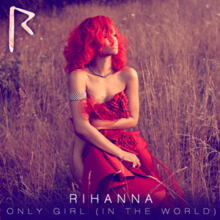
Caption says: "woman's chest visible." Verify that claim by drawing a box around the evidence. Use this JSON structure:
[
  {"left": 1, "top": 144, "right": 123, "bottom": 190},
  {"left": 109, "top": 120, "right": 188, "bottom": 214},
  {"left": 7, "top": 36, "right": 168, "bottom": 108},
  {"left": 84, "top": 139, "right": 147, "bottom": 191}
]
[{"left": 85, "top": 74, "right": 125, "bottom": 104}]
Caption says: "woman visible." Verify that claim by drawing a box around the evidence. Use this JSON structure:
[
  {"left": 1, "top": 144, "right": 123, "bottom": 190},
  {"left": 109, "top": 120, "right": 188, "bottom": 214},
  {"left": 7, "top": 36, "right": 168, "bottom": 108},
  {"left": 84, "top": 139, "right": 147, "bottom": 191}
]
[{"left": 64, "top": 15, "right": 186, "bottom": 214}]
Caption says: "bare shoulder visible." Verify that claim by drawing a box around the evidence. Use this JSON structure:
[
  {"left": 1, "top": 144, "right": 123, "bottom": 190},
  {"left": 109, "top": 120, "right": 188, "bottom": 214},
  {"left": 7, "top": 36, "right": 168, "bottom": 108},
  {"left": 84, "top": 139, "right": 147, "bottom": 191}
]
[
  {"left": 119, "top": 66, "right": 138, "bottom": 82},
  {"left": 68, "top": 69, "right": 88, "bottom": 81},
  {"left": 68, "top": 69, "right": 87, "bottom": 92}
]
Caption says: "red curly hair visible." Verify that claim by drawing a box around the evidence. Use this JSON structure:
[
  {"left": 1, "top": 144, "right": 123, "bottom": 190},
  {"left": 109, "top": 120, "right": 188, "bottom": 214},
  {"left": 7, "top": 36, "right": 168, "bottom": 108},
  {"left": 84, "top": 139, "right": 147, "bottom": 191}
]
[{"left": 63, "top": 15, "right": 128, "bottom": 74}]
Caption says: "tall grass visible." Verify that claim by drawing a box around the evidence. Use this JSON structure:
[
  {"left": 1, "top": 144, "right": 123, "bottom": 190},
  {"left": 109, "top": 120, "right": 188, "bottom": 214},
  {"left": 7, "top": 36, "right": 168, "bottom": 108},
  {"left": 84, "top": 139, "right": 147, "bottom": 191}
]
[{"left": 0, "top": 0, "right": 220, "bottom": 213}]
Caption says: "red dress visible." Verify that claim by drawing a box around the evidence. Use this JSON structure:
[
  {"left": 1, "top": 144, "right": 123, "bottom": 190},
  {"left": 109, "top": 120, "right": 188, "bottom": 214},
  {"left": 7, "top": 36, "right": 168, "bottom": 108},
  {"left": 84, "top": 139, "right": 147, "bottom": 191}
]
[{"left": 68, "top": 91, "right": 186, "bottom": 213}]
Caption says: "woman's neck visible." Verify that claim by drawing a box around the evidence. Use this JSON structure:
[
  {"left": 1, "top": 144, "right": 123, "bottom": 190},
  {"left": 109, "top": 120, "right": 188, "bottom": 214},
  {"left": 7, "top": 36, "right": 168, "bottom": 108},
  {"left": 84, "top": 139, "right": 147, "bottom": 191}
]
[{"left": 90, "top": 55, "right": 112, "bottom": 76}]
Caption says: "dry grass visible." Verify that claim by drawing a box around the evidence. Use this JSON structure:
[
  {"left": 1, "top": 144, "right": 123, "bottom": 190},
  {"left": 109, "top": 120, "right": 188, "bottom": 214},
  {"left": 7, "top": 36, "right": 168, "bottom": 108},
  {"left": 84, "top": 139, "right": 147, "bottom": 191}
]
[{"left": 0, "top": 0, "right": 220, "bottom": 213}]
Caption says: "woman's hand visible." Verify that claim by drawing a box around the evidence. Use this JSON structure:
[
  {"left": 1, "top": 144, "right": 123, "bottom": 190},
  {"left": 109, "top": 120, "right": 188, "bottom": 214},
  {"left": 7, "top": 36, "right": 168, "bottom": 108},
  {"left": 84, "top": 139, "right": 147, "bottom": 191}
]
[{"left": 120, "top": 150, "right": 141, "bottom": 168}]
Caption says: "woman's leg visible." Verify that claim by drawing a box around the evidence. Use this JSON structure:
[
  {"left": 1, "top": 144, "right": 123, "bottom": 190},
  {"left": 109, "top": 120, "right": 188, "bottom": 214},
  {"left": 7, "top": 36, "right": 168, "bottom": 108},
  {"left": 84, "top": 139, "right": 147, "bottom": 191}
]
[{"left": 69, "top": 136, "right": 87, "bottom": 187}]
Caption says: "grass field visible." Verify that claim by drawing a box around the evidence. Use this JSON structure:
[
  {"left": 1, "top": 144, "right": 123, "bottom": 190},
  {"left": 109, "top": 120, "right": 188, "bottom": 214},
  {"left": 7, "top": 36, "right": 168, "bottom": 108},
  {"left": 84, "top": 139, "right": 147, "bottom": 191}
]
[{"left": 0, "top": 0, "right": 220, "bottom": 216}]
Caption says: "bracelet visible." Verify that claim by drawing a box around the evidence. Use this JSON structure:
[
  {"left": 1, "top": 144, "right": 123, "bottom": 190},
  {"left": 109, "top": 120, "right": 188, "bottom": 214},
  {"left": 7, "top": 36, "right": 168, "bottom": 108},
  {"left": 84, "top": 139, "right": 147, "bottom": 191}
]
[{"left": 69, "top": 92, "right": 87, "bottom": 101}]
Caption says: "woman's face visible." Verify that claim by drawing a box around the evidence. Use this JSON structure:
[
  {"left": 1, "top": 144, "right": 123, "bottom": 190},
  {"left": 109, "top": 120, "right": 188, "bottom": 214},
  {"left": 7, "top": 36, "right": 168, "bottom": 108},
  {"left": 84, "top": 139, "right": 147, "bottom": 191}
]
[{"left": 102, "top": 27, "right": 118, "bottom": 55}]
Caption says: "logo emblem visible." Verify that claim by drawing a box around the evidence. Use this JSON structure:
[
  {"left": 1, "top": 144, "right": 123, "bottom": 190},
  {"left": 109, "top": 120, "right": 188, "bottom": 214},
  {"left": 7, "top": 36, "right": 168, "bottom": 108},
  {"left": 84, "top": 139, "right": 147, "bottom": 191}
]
[{"left": 9, "top": 6, "right": 35, "bottom": 52}]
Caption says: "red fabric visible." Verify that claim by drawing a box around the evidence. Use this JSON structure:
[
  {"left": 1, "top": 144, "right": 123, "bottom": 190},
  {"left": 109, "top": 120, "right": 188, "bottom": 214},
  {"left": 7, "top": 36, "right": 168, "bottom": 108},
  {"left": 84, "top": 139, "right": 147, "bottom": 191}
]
[{"left": 67, "top": 91, "right": 187, "bottom": 211}]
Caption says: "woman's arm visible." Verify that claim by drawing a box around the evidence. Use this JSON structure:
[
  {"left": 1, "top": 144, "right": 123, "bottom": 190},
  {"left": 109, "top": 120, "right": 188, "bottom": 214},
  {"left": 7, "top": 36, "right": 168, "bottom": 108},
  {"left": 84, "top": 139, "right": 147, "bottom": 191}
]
[
  {"left": 68, "top": 69, "right": 140, "bottom": 163},
  {"left": 90, "top": 117, "right": 137, "bottom": 130},
  {"left": 90, "top": 67, "right": 139, "bottom": 130}
]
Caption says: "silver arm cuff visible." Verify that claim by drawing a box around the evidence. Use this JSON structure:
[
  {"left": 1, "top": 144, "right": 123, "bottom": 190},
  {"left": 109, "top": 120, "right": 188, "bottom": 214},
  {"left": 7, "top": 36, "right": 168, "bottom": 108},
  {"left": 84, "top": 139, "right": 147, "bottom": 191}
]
[{"left": 69, "top": 92, "right": 87, "bottom": 101}]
